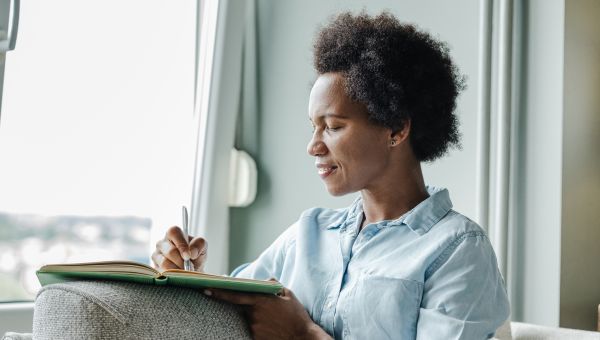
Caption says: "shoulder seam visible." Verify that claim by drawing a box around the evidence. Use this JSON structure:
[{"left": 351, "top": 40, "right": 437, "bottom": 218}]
[{"left": 425, "top": 231, "right": 488, "bottom": 279}]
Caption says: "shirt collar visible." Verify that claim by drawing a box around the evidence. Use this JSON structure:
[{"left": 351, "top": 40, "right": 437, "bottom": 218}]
[
  {"left": 324, "top": 196, "right": 361, "bottom": 230},
  {"left": 325, "top": 186, "right": 453, "bottom": 236},
  {"left": 397, "top": 186, "right": 453, "bottom": 235}
]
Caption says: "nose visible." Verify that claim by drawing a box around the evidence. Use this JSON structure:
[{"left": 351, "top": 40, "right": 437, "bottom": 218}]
[{"left": 307, "top": 132, "right": 327, "bottom": 156}]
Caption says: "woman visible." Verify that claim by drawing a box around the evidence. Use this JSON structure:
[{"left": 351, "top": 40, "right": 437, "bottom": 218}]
[{"left": 152, "top": 11, "right": 510, "bottom": 340}]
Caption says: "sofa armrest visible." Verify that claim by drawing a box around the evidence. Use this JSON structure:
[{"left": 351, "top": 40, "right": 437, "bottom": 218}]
[
  {"left": 2, "top": 332, "right": 32, "bottom": 340},
  {"left": 511, "top": 321, "right": 600, "bottom": 340},
  {"left": 33, "top": 281, "right": 252, "bottom": 340}
]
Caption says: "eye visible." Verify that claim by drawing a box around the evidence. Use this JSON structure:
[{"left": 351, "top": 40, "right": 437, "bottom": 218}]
[{"left": 326, "top": 125, "right": 340, "bottom": 132}]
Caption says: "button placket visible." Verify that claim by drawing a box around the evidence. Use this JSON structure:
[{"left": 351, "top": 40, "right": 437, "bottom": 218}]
[
  {"left": 319, "top": 296, "right": 335, "bottom": 332},
  {"left": 330, "top": 218, "right": 360, "bottom": 335},
  {"left": 326, "top": 299, "right": 334, "bottom": 309}
]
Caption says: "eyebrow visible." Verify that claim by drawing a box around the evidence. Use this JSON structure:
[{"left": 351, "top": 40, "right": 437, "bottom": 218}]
[{"left": 309, "top": 113, "right": 350, "bottom": 122}]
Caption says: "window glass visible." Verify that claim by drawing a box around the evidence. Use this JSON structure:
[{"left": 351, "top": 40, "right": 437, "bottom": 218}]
[{"left": 0, "top": 0, "right": 197, "bottom": 301}]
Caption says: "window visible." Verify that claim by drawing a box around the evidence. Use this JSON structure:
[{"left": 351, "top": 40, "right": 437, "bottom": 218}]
[{"left": 0, "top": 0, "right": 197, "bottom": 301}]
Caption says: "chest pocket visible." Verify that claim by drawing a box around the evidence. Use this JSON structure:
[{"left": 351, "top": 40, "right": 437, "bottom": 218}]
[{"left": 342, "top": 273, "right": 423, "bottom": 340}]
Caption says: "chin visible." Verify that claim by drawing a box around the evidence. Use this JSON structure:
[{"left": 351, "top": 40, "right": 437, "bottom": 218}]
[{"left": 325, "top": 185, "right": 353, "bottom": 197}]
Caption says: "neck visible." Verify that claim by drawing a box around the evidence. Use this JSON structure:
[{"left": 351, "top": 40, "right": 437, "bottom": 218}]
[{"left": 359, "top": 161, "right": 428, "bottom": 229}]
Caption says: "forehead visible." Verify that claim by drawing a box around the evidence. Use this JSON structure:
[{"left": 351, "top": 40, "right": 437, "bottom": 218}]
[{"left": 308, "top": 73, "right": 366, "bottom": 121}]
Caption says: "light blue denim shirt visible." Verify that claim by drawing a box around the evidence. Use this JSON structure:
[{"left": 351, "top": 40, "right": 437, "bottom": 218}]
[{"left": 232, "top": 187, "right": 510, "bottom": 339}]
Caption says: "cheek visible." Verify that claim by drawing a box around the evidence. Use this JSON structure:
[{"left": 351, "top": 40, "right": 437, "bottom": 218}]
[
  {"left": 327, "top": 136, "right": 351, "bottom": 161},
  {"left": 336, "top": 134, "right": 388, "bottom": 169}
]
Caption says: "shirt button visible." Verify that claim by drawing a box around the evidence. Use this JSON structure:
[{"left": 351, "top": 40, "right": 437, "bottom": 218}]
[{"left": 326, "top": 301, "right": 333, "bottom": 308}]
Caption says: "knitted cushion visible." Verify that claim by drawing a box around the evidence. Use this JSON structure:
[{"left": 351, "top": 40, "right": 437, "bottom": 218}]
[{"left": 33, "top": 281, "right": 251, "bottom": 340}]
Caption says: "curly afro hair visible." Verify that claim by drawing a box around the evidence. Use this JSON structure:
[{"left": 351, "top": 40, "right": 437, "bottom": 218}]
[{"left": 313, "top": 11, "right": 464, "bottom": 162}]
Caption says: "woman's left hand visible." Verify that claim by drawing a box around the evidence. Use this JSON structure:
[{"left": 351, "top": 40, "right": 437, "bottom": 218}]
[{"left": 204, "top": 283, "right": 332, "bottom": 340}]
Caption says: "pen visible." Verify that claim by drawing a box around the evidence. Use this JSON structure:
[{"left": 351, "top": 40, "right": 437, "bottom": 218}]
[{"left": 182, "top": 206, "right": 193, "bottom": 271}]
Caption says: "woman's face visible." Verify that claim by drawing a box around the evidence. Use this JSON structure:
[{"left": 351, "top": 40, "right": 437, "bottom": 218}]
[{"left": 307, "top": 73, "right": 393, "bottom": 196}]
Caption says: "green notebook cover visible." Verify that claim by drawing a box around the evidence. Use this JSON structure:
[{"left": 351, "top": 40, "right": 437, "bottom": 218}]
[{"left": 36, "top": 260, "right": 283, "bottom": 295}]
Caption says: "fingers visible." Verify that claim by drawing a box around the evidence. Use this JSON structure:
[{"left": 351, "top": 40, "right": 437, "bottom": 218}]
[
  {"left": 205, "top": 289, "right": 267, "bottom": 306},
  {"left": 153, "top": 226, "right": 189, "bottom": 270},
  {"left": 151, "top": 251, "right": 161, "bottom": 269},
  {"left": 266, "top": 277, "right": 286, "bottom": 296},
  {"left": 166, "top": 226, "right": 191, "bottom": 260},
  {"left": 189, "top": 237, "right": 207, "bottom": 259},
  {"left": 151, "top": 252, "right": 179, "bottom": 270},
  {"left": 189, "top": 237, "right": 208, "bottom": 271},
  {"left": 155, "top": 238, "right": 184, "bottom": 269},
  {"left": 151, "top": 244, "right": 180, "bottom": 270},
  {"left": 280, "top": 287, "right": 293, "bottom": 298},
  {"left": 151, "top": 226, "right": 208, "bottom": 271}
]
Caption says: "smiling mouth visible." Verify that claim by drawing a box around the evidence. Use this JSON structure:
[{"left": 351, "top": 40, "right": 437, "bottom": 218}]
[{"left": 317, "top": 165, "right": 338, "bottom": 178}]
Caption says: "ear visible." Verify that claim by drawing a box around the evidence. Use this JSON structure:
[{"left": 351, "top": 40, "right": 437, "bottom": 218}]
[{"left": 389, "top": 120, "right": 411, "bottom": 147}]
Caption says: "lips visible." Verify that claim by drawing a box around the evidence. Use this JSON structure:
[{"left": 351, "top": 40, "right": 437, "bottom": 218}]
[{"left": 316, "top": 163, "right": 338, "bottom": 179}]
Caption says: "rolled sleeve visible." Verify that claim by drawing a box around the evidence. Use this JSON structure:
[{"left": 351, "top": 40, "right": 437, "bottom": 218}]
[{"left": 416, "top": 232, "right": 510, "bottom": 339}]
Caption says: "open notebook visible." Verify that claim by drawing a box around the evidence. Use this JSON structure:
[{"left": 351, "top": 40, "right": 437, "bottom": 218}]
[{"left": 37, "top": 260, "right": 283, "bottom": 295}]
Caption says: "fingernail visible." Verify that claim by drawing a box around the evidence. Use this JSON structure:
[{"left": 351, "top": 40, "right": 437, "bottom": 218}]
[
  {"left": 182, "top": 251, "right": 191, "bottom": 260},
  {"left": 190, "top": 248, "right": 200, "bottom": 259},
  {"left": 203, "top": 289, "right": 212, "bottom": 296}
]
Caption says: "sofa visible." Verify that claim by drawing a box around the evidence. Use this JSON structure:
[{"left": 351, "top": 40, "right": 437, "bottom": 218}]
[{"left": 3, "top": 280, "right": 600, "bottom": 339}]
